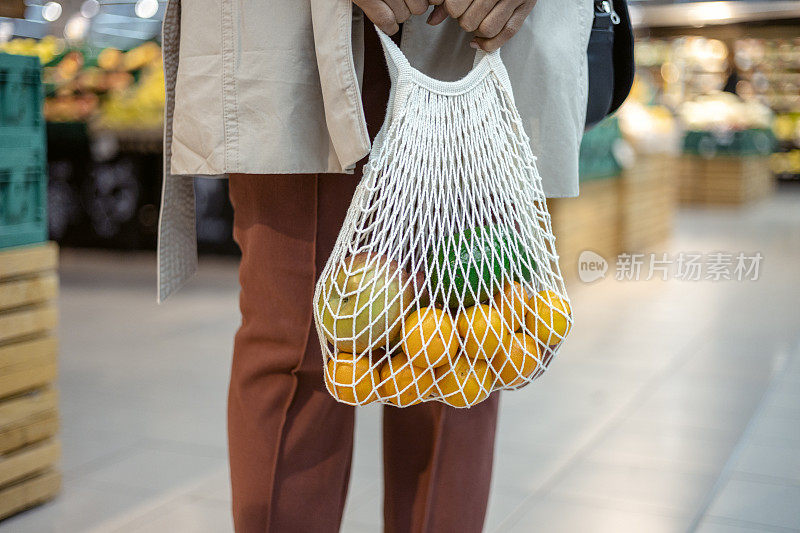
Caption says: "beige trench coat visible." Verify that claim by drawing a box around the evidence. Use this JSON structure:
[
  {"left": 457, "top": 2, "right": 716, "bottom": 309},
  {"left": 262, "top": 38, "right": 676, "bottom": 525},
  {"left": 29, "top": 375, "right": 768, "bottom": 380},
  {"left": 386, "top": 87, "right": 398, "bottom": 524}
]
[{"left": 158, "top": 0, "right": 593, "bottom": 302}]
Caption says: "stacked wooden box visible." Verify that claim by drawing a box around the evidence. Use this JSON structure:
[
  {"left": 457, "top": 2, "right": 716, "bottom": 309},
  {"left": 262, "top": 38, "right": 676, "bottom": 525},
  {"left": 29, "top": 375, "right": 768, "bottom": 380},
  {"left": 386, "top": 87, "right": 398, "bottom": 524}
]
[
  {"left": 619, "top": 154, "right": 678, "bottom": 252},
  {"left": 0, "top": 243, "right": 60, "bottom": 519},
  {"left": 677, "top": 156, "right": 773, "bottom": 205},
  {"left": 548, "top": 177, "right": 621, "bottom": 282},
  {"left": 0, "top": 0, "right": 25, "bottom": 18}
]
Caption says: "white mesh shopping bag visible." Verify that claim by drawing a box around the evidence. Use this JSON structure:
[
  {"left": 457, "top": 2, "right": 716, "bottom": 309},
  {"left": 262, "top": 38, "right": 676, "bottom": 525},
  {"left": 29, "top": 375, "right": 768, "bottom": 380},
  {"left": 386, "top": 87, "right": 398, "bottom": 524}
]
[{"left": 314, "top": 28, "right": 573, "bottom": 408}]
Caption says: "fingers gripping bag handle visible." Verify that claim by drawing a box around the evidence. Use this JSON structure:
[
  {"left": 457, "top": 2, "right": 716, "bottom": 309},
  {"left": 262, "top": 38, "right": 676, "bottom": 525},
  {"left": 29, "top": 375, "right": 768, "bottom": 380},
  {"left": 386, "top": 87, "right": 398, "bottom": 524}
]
[{"left": 314, "top": 26, "right": 573, "bottom": 408}]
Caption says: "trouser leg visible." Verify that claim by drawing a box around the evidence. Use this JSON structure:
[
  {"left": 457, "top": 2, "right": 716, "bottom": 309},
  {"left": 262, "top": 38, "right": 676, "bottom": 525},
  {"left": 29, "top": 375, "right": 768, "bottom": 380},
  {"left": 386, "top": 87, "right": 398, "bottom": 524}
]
[
  {"left": 383, "top": 395, "right": 500, "bottom": 533},
  {"left": 228, "top": 171, "right": 359, "bottom": 532}
]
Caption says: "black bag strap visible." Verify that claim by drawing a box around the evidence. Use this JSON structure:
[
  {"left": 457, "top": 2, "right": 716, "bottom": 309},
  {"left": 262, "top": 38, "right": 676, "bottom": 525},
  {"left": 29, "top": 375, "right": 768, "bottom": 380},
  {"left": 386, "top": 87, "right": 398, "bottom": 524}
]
[{"left": 608, "top": 0, "right": 634, "bottom": 115}]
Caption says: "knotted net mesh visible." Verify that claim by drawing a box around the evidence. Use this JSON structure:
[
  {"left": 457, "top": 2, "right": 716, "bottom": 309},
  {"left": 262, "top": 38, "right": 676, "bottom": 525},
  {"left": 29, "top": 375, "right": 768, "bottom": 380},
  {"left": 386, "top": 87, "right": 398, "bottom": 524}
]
[{"left": 313, "top": 31, "right": 572, "bottom": 408}]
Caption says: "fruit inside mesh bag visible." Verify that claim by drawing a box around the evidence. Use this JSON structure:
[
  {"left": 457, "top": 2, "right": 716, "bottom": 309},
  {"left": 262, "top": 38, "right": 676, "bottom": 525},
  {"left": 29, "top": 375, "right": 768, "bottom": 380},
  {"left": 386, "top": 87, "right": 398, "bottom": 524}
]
[
  {"left": 427, "top": 226, "right": 536, "bottom": 308},
  {"left": 316, "top": 226, "right": 572, "bottom": 408}
]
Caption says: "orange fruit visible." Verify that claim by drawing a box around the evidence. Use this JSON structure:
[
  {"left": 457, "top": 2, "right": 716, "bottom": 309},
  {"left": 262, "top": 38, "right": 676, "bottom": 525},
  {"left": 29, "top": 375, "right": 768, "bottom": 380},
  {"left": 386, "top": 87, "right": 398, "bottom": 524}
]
[
  {"left": 325, "top": 352, "right": 379, "bottom": 404},
  {"left": 456, "top": 304, "right": 507, "bottom": 359},
  {"left": 525, "top": 290, "right": 572, "bottom": 345},
  {"left": 434, "top": 356, "right": 495, "bottom": 407},
  {"left": 491, "top": 333, "right": 540, "bottom": 387},
  {"left": 379, "top": 352, "right": 435, "bottom": 407},
  {"left": 401, "top": 307, "right": 458, "bottom": 369},
  {"left": 493, "top": 281, "right": 527, "bottom": 333}
]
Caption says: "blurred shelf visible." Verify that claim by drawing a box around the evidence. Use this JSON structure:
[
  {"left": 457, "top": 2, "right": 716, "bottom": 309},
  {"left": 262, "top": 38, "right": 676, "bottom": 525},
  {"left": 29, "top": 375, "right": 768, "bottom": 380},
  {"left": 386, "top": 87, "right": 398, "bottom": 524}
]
[
  {"left": 632, "top": 1, "right": 800, "bottom": 29},
  {"left": 88, "top": 123, "right": 162, "bottom": 154},
  {"left": 0, "top": 0, "right": 24, "bottom": 19}
]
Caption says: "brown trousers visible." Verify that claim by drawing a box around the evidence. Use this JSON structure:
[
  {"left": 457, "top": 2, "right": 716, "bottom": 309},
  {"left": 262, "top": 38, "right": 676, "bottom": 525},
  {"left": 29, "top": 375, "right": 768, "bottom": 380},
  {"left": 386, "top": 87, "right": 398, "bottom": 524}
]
[{"left": 227, "top": 24, "right": 499, "bottom": 533}]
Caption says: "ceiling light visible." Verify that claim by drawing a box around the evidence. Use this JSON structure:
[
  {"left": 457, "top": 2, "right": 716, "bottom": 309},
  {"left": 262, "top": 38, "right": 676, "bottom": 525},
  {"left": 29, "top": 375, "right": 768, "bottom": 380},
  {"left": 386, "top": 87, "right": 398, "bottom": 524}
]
[
  {"left": 42, "top": 2, "right": 63, "bottom": 22},
  {"left": 80, "top": 0, "right": 100, "bottom": 19},
  {"left": 134, "top": 0, "right": 159, "bottom": 19}
]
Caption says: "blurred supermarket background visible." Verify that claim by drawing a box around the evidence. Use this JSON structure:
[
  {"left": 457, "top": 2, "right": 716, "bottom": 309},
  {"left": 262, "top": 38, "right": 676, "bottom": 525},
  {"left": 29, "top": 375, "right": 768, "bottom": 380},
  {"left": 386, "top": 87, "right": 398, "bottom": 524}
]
[{"left": 1, "top": 0, "right": 800, "bottom": 532}]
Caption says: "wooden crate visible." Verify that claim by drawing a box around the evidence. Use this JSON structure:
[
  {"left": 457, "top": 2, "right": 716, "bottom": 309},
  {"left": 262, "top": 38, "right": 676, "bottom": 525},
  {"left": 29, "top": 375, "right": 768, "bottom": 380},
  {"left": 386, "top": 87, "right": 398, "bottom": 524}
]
[
  {"left": 678, "top": 156, "right": 774, "bottom": 205},
  {"left": 0, "top": 243, "right": 60, "bottom": 519},
  {"left": 619, "top": 154, "right": 678, "bottom": 253},
  {"left": 0, "top": 0, "right": 25, "bottom": 18},
  {"left": 548, "top": 177, "right": 621, "bottom": 282}
]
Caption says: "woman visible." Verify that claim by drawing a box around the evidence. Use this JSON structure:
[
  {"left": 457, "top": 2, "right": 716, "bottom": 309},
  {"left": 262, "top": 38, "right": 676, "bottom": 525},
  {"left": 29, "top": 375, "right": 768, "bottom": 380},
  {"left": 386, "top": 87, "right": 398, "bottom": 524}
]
[{"left": 158, "top": 1, "right": 592, "bottom": 531}]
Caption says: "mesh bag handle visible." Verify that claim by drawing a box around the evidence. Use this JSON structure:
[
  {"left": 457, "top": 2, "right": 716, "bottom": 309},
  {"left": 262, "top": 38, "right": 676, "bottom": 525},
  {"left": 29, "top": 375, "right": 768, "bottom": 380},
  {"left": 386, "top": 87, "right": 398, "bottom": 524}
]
[{"left": 374, "top": 26, "right": 515, "bottom": 117}]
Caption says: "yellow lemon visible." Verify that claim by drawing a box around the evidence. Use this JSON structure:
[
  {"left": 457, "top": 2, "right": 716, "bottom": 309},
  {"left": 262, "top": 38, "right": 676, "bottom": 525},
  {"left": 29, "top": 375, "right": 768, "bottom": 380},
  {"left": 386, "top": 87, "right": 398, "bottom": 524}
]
[
  {"left": 434, "top": 356, "right": 495, "bottom": 408},
  {"left": 456, "top": 304, "right": 507, "bottom": 359},
  {"left": 525, "top": 290, "right": 572, "bottom": 345},
  {"left": 401, "top": 307, "right": 459, "bottom": 369},
  {"left": 379, "top": 353, "right": 435, "bottom": 407},
  {"left": 325, "top": 352, "right": 379, "bottom": 404},
  {"left": 491, "top": 333, "right": 540, "bottom": 388}
]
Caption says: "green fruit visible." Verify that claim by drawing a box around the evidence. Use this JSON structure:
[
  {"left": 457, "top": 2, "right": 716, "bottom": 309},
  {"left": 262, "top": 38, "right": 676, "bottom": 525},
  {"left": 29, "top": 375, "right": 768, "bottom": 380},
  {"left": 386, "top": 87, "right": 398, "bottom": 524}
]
[
  {"left": 427, "top": 226, "right": 536, "bottom": 309},
  {"left": 317, "top": 253, "right": 416, "bottom": 353}
]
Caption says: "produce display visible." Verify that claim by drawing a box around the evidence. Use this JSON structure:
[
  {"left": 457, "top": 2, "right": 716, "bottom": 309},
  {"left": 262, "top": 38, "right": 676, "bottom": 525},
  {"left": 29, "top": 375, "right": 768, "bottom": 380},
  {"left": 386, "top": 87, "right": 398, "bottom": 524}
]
[
  {"left": 677, "top": 91, "right": 772, "bottom": 132},
  {"left": 733, "top": 38, "right": 800, "bottom": 114},
  {"left": 4, "top": 38, "right": 166, "bottom": 128},
  {"left": 618, "top": 102, "right": 680, "bottom": 155},
  {"left": 677, "top": 92, "right": 775, "bottom": 157},
  {"left": 771, "top": 112, "right": 800, "bottom": 179},
  {"left": 316, "top": 228, "right": 572, "bottom": 409},
  {"left": 635, "top": 37, "right": 730, "bottom": 109},
  {"left": 635, "top": 35, "right": 800, "bottom": 179},
  {"left": 94, "top": 43, "right": 164, "bottom": 130},
  {"left": 0, "top": 35, "right": 62, "bottom": 65},
  {"left": 636, "top": 36, "right": 800, "bottom": 115}
]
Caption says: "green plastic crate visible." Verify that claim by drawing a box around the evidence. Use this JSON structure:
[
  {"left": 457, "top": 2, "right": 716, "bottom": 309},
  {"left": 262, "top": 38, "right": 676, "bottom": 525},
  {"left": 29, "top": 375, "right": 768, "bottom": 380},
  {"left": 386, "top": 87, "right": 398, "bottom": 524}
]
[
  {"left": 0, "top": 53, "right": 43, "bottom": 131},
  {"left": 0, "top": 149, "right": 47, "bottom": 249},
  {"left": 0, "top": 53, "right": 47, "bottom": 249},
  {"left": 579, "top": 116, "right": 623, "bottom": 182},
  {"left": 683, "top": 128, "right": 775, "bottom": 157}
]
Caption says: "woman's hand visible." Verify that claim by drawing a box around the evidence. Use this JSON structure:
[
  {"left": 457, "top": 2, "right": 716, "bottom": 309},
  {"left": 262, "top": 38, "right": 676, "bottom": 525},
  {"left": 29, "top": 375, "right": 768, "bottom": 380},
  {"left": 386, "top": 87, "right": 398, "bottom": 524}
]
[
  {"left": 427, "top": 0, "right": 537, "bottom": 52},
  {"left": 353, "top": 0, "right": 429, "bottom": 35}
]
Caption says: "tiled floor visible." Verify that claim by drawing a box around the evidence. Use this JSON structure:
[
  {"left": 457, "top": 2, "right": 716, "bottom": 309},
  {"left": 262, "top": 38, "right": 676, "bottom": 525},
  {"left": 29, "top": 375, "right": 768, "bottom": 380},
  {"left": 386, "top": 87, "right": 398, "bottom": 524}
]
[{"left": 4, "top": 188, "right": 800, "bottom": 532}]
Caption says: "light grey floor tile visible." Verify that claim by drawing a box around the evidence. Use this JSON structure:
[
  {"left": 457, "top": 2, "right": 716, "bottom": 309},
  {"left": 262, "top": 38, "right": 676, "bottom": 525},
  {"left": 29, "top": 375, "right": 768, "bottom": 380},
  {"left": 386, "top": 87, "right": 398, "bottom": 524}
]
[
  {"left": 705, "top": 477, "right": 800, "bottom": 530},
  {"left": 764, "top": 379, "right": 800, "bottom": 415},
  {"left": 696, "top": 515, "right": 800, "bottom": 533},
  {"left": 493, "top": 433, "right": 583, "bottom": 498},
  {"left": 342, "top": 487, "right": 382, "bottom": 530},
  {"left": 187, "top": 468, "right": 232, "bottom": 503},
  {"left": 678, "top": 349, "right": 780, "bottom": 383},
  {"left": 627, "top": 394, "right": 757, "bottom": 435},
  {"left": 548, "top": 459, "right": 718, "bottom": 515},
  {"left": 645, "top": 375, "right": 766, "bottom": 420},
  {"left": 485, "top": 485, "right": 532, "bottom": 533},
  {"left": 79, "top": 447, "right": 225, "bottom": 494},
  {"left": 733, "top": 442, "right": 800, "bottom": 483},
  {"left": 59, "top": 425, "right": 144, "bottom": 478},
  {"left": 1, "top": 479, "right": 157, "bottom": 533},
  {"left": 586, "top": 418, "right": 740, "bottom": 475},
  {"left": 747, "top": 412, "right": 800, "bottom": 447},
  {"left": 60, "top": 393, "right": 229, "bottom": 450},
  {"left": 498, "top": 409, "right": 605, "bottom": 452},
  {"left": 502, "top": 495, "right": 691, "bottom": 533},
  {"left": 340, "top": 519, "right": 381, "bottom": 533},
  {"left": 492, "top": 445, "right": 572, "bottom": 493},
  {"left": 112, "top": 496, "right": 233, "bottom": 533},
  {"left": 352, "top": 405, "right": 383, "bottom": 480}
]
